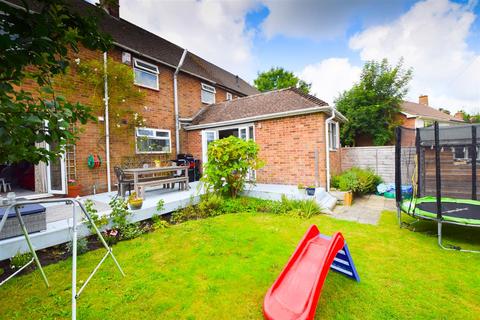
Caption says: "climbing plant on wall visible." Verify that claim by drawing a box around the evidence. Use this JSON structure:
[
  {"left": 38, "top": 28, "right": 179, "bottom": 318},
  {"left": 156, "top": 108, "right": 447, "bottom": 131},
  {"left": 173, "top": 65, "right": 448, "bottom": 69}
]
[{"left": 54, "top": 57, "right": 147, "bottom": 143}]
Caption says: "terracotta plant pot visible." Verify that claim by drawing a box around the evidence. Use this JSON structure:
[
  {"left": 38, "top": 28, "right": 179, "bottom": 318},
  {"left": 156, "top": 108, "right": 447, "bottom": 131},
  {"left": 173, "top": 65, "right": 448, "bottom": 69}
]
[{"left": 67, "top": 184, "right": 81, "bottom": 198}]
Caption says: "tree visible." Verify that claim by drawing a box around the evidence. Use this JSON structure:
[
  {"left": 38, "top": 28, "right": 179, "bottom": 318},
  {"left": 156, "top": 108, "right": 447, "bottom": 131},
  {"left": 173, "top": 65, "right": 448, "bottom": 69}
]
[
  {"left": 254, "top": 67, "right": 311, "bottom": 94},
  {"left": 202, "top": 136, "right": 264, "bottom": 198},
  {"left": 0, "top": 0, "right": 112, "bottom": 165},
  {"left": 335, "top": 59, "right": 412, "bottom": 146}
]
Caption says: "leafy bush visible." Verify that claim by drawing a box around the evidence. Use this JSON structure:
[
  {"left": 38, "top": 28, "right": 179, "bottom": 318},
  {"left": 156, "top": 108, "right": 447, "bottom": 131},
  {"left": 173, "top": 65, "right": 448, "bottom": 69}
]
[
  {"left": 66, "top": 237, "right": 89, "bottom": 255},
  {"left": 151, "top": 214, "right": 169, "bottom": 230},
  {"left": 276, "top": 195, "right": 323, "bottom": 218},
  {"left": 84, "top": 199, "right": 108, "bottom": 233},
  {"left": 334, "top": 167, "right": 382, "bottom": 194},
  {"left": 171, "top": 195, "right": 324, "bottom": 223},
  {"left": 10, "top": 252, "right": 33, "bottom": 270},
  {"left": 119, "top": 223, "right": 143, "bottom": 240},
  {"left": 202, "top": 136, "right": 264, "bottom": 198}
]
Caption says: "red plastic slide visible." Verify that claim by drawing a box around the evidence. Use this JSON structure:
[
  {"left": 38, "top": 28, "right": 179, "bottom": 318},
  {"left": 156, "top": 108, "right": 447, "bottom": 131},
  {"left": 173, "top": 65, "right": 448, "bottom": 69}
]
[{"left": 263, "top": 225, "right": 352, "bottom": 320}]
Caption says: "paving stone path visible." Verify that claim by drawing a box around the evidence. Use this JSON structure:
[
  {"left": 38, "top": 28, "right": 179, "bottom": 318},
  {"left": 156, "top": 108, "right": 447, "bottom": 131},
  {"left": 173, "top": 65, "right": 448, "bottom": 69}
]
[{"left": 330, "top": 194, "right": 396, "bottom": 225}]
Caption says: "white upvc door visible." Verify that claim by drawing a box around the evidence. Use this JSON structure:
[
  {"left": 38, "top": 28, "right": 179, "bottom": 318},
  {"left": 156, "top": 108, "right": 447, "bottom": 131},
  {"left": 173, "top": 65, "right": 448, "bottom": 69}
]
[
  {"left": 46, "top": 141, "right": 67, "bottom": 194},
  {"left": 201, "top": 130, "right": 218, "bottom": 165}
]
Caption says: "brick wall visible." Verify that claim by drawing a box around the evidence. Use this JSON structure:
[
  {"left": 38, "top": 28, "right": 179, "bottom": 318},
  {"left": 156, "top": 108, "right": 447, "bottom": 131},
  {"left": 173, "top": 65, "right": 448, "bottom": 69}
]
[
  {"left": 19, "top": 45, "right": 239, "bottom": 195},
  {"left": 182, "top": 113, "right": 334, "bottom": 188}
]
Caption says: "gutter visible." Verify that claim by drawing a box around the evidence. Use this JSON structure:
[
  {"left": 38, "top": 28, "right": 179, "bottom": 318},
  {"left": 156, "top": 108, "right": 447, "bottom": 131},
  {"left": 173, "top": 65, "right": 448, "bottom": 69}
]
[
  {"left": 103, "top": 52, "right": 112, "bottom": 192},
  {"left": 185, "top": 106, "right": 334, "bottom": 131},
  {"left": 325, "top": 107, "right": 336, "bottom": 191},
  {"left": 174, "top": 49, "right": 188, "bottom": 155}
]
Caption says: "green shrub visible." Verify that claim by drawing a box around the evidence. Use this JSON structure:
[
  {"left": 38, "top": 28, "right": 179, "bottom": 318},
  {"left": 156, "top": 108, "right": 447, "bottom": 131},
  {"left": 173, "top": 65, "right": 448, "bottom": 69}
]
[
  {"left": 335, "top": 167, "right": 382, "bottom": 194},
  {"left": 274, "top": 195, "right": 323, "bottom": 218},
  {"left": 10, "top": 252, "right": 33, "bottom": 270},
  {"left": 330, "top": 175, "right": 341, "bottom": 189},
  {"left": 151, "top": 215, "right": 170, "bottom": 230},
  {"left": 119, "top": 223, "right": 143, "bottom": 240},
  {"left": 197, "top": 193, "right": 224, "bottom": 216},
  {"left": 84, "top": 199, "right": 108, "bottom": 233},
  {"left": 202, "top": 136, "right": 264, "bottom": 198},
  {"left": 66, "top": 237, "right": 89, "bottom": 255}
]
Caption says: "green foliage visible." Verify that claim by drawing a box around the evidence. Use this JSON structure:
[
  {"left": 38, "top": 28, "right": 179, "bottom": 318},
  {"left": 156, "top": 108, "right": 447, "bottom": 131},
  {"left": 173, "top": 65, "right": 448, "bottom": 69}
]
[
  {"left": 10, "top": 252, "right": 33, "bottom": 270},
  {"left": 0, "top": 267, "right": 4, "bottom": 276},
  {"left": 118, "top": 223, "right": 143, "bottom": 241},
  {"left": 66, "top": 237, "right": 89, "bottom": 255},
  {"left": 171, "top": 194, "right": 324, "bottom": 223},
  {"left": 151, "top": 214, "right": 170, "bottom": 230},
  {"left": 458, "top": 110, "right": 480, "bottom": 123},
  {"left": 84, "top": 199, "right": 108, "bottom": 233},
  {"left": 254, "top": 67, "right": 311, "bottom": 94},
  {"left": 55, "top": 57, "right": 147, "bottom": 141},
  {"left": 0, "top": 0, "right": 112, "bottom": 164},
  {"left": 109, "top": 197, "right": 131, "bottom": 229},
  {"left": 156, "top": 199, "right": 165, "bottom": 213},
  {"left": 335, "top": 59, "right": 412, "bottom": 146},
  {"left": 202, "top": 136, "right": 264, "bottom": 198},
  {"left": 334, "top": 167, "right": 382, "bottom": 194}
]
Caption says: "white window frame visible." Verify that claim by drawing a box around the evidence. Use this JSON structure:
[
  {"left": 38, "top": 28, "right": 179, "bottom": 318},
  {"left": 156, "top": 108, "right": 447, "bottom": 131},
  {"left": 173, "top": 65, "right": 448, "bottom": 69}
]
[
  {"left": 226, "top": 92, "right": 233, "bottom": 101},
  {"left": 135, "top": 127, "right": 171, "bottom": 154},
  {"left": 133, "top": 58, "right": 159, "bottom": 90},
  {"left": 329, "top": 122, "right": 339, "bottom": 151},
  {"left": 201, "top": 83, "right": 216, "bottom": 104}
]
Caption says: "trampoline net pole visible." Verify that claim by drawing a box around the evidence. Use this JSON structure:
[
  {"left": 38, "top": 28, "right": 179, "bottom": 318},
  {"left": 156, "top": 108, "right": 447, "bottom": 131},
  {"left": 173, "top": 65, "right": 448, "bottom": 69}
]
[
  {"left": 395, "top": 126, "right": 403, "bottom": 226},
  {"left": 472, "top": 126, "right": 477, "bottom": 200},
  {"left": 434, "top": 122, "right": 442, "bottom": 221}
]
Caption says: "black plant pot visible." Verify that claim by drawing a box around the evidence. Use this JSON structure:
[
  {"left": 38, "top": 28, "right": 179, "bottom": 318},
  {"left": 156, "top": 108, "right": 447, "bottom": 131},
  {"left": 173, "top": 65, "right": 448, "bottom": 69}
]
[{"left": 306, "top": 188, "right": 316, "bottom": 196}]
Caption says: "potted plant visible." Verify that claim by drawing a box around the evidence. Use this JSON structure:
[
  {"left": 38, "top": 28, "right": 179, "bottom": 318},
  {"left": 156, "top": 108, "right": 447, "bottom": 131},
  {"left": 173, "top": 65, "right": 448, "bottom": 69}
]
[
  {"left": 154, "top": 159, "right": 161, "bottom": 168},
  {"left": 297, "top": 183, "right": 305, "bottom": 195},
  {"left": 67, "top": 179, "right": 81, "bottom": 198},
  {"left": 306, "top": 185, "right": 316, "bottom": 196},
  {"left": 128, "top": 192, "right": 143, "bottom": 210}
]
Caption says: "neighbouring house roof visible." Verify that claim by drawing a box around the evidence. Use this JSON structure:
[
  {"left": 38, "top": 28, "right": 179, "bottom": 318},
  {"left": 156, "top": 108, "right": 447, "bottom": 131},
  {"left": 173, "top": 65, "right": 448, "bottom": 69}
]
[
  {"left": 6, "top": 0, "right": 259, "bottom": 96},
  {"left": 186, "top": 88, "right": 347, "bottom": 130},
  {"left": 400, "top": 101, "right": 463, "bottom": 123}
]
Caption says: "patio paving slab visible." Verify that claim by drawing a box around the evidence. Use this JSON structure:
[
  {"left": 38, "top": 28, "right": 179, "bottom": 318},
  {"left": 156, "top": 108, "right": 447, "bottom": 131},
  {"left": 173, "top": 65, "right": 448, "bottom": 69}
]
[{"left": 330, "top": 194, "right": 396, "bottom": 225}]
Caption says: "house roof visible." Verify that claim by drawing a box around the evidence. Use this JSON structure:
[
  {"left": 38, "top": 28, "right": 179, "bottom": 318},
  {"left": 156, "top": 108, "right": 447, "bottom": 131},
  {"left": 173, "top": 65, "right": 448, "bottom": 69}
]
[
  {"left": 186, "top": 88, "right": 347, "bottom": 130},
  {"left": 6, "top": 0, "right": 259, "bottom": 96},
  {"left": 400, "top": 101, "right": 462, "bottom": 123}
]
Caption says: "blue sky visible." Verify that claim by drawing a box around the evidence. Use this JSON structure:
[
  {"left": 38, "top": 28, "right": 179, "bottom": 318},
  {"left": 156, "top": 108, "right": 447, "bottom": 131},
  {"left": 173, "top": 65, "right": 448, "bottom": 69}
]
[{"left": 120, "top": 0, "right": 480, "bottom": 113}]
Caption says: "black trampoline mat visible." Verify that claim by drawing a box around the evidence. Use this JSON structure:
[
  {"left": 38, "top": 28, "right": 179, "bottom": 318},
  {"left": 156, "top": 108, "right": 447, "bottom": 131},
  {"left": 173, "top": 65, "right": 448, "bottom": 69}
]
[{"left": 417, "top": 201, "right": 480, "bottom": 220}]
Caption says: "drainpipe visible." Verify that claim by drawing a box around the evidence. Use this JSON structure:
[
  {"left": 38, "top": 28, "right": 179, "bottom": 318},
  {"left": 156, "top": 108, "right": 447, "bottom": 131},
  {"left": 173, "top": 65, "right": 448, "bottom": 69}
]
[
  {"left": 174, "top": 49, "right": 188, "bottom": 155},
  {"left": 103, "top": 52, "right": 112, "bottom": 192},
  {"left": 325, "top": 107, "right": 336, "bottom": 192}
]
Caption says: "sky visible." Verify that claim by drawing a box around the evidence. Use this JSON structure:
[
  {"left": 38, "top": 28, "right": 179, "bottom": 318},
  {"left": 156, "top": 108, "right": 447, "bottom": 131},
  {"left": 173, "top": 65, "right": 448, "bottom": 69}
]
[{"left": 115, "top": 0, "right": 480, "bottom": 114}]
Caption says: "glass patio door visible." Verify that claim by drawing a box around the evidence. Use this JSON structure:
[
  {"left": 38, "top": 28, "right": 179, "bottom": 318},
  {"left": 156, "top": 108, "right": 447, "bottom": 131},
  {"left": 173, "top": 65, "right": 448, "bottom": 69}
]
[
  {"left": 202, "top": 130, "right": 218, "bottom": 165},
  {"left": 46, "top": 141, "right": 67, "bottom": 194}
]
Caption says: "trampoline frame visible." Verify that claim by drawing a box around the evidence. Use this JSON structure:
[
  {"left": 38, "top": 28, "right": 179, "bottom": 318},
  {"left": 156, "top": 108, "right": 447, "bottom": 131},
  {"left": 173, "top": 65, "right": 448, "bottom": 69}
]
[{"left": 395, "top": 122, "right": 480, "bottom": 254}]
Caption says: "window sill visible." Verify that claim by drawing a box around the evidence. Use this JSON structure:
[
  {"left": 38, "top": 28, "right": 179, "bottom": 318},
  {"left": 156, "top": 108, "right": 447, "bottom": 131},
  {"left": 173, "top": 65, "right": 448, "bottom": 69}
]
[
  {"left": 329, "top": 148, "right": 339, "bottom": 152},
  {"left": 135, "top": 151, "right": 171, "bottom": 154},
  {"left": 134, "top": 83, "right": 159, "bottom": 91}
]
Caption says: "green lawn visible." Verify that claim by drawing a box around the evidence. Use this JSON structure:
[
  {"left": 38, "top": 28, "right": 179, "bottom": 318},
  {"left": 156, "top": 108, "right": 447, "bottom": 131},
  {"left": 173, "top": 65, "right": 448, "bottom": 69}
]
[{"left": 0, "top": 211, "right": 479, "bottom": 319}]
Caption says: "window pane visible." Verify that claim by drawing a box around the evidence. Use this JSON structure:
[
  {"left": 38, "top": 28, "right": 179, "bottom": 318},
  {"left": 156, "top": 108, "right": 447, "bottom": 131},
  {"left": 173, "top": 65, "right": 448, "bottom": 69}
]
[
  {"left": 249, "top": 126, "right": 254, "bottom": 140},
  {"left": 137, "top": 128, "right": 154, "bottom": 136},
  {"left": 201, "top": 90, "right": 215, "bottom": 104},
  {"left": 134, "top": 69, "right": 158, "bottom": 89},
  {"left": 137, "top": 137, "right": 170, "bottom": 153},
  {"left": 155, "top": 131, "right": 169, "bottom": 138}
]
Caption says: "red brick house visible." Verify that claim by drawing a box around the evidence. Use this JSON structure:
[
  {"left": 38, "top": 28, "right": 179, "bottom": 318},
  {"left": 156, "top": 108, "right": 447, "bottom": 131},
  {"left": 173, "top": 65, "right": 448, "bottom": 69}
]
[
  {"left": 5, "top": 0, "right": 345, "bottom": 196},
  {"left": 183, "top": 88, "right": 347, "bottom": 187}
]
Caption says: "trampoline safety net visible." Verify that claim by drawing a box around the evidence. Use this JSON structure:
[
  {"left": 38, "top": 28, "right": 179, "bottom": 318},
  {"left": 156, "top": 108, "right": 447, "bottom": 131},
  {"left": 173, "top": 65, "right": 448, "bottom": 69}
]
[{"left": 395, "top": 122, "right": 480, "bottom": 220}]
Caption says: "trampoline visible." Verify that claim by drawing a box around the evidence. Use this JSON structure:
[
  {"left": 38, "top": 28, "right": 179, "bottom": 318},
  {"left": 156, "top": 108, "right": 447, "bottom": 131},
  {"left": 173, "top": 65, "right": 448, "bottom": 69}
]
[{"left": 395, "top": 122, "right": 480, "bottom": 253}]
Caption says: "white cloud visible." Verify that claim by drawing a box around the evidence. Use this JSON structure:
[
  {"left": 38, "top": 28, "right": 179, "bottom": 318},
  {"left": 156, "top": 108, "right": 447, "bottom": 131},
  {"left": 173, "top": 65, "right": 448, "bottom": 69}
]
[
  {"left": 298, "top": 58, "right": 361, "bottom": 104},
  {"left": 349, "top": 0, "right": 480, "bottom": 113},
  {"left": 260, "top": 0, "right": 404, "bottom": 40},
  {"left": 119, "top": 0, "right": 259, "bottom": 82}
]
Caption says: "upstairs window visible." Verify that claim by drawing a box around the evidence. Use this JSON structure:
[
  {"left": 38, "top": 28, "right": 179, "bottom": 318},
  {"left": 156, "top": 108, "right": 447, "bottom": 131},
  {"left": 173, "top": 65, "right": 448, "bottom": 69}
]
[
  {"left": 328, "top": 122, "right": 339, "bottom": 150},
  {"left": 133, "top": 58, "right": 159, "bottom": 90},
  {"left": 226, "top": 92, "right": 233, "bottom": 101},
  {"left": 201, "top": 83, "right": 216, "bottom": 104},
  {"left": 135, "top": 128, "right": 171, "bottom": 153}
]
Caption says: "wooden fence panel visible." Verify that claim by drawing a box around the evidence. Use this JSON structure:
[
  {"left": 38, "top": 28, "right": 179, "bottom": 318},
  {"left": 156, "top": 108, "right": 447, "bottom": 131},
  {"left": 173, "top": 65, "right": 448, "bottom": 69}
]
[{"left": 340, "top": 146, "right": 396, "bottom": 183}]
